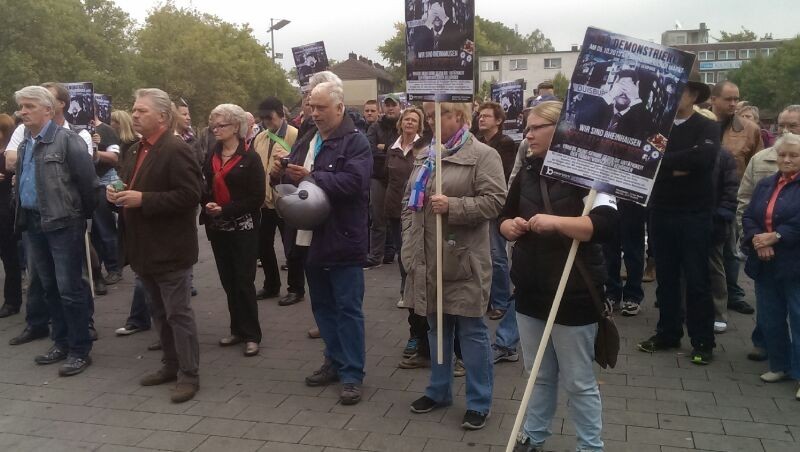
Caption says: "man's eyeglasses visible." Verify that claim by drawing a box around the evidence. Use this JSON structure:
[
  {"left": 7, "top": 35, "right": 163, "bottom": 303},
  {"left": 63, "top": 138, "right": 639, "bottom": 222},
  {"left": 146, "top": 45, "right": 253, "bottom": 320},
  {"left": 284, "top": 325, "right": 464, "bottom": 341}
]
[
  {"left": 778, "top": 122, "right": 800, "bottom": 133},
  {"left": 211, "top": 123, "right": 232, "bottom": 131},
  {"left": 525, "top": 123, "right": 555, "bottom": 134}
]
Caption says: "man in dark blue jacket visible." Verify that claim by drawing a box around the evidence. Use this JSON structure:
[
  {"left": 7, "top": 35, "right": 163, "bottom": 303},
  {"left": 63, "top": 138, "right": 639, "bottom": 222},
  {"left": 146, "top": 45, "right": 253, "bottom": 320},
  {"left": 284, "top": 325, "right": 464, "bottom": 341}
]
[{"left": 280, "top": 72, "right": 372, "bottom": 405}]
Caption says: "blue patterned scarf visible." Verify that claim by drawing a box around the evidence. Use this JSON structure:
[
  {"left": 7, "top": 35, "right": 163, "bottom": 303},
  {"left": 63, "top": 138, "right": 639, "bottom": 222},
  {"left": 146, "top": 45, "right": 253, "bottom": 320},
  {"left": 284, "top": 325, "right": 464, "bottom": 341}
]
[{"left": 407, "top": 126, "right": 471, "bottom": 211}]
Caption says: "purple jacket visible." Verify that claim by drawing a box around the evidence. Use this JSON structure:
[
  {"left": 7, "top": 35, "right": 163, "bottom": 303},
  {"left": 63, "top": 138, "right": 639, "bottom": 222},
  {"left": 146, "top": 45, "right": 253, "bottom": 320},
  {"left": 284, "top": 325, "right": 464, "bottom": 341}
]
[{"left": 286, "top": 115, "right": 372, "bottom": 266}]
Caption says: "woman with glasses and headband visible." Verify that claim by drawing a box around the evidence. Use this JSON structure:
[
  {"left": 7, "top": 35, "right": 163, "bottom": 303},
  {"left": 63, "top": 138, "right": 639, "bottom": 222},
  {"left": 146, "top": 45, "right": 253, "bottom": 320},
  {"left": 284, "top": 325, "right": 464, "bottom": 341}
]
[
  {"left": 201, "top": 104, "right": 265, "bottom": 357},
  {"left": 502, "top": 101, "right": 617, "bottom": 452},
  {"left": 402, "top": 102, "right": 506, "bottom": 430}
]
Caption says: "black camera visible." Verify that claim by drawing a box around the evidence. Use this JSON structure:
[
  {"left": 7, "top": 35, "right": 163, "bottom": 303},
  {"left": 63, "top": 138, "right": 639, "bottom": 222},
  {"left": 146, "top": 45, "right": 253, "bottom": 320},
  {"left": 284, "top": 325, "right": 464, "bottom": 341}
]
[{"left": 280, "top": 157, "right": 290, "bottom": 168}]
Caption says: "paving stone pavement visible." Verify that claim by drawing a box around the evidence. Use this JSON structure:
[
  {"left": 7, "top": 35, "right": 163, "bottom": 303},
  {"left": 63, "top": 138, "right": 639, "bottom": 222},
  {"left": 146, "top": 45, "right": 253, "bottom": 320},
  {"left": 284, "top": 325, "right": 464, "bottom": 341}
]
[{"left": 0, "top": 234, "right": 798, "bottom": 451}]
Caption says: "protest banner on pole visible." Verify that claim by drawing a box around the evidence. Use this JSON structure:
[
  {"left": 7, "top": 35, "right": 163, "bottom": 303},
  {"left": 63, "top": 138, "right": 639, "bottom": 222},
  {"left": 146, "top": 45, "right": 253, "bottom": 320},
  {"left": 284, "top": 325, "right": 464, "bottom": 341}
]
[
  {"left": 64, "top": 82, "right": 95, "bottom": 133},
  {"left": 505, "top": 27, "right": 694, "bottom": 451},
  {"left": 292, "top": 41, "right": 329, "bottom": 93},
  {"left": 490, "top": 79, "right": 526, "bottom": 142},
  {"left": 405, "top": 0, "right": 475, "bottom": 365},
  {"left": 94, "top": 93, "right": 112, "bottom": 124}
]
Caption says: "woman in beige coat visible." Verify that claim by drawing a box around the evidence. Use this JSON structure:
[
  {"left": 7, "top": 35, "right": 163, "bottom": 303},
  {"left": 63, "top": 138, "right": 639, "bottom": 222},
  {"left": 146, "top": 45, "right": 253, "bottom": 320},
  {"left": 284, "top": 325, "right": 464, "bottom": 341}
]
[{"left": 402, "top": 102, "right": 506, "bottom": 430}]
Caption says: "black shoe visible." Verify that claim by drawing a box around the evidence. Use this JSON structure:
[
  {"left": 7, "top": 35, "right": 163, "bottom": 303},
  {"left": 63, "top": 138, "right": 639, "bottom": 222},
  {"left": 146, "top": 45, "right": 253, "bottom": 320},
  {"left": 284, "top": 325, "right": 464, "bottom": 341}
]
[
  {"left": 191, "top": 287, "right": 198, "bottom": 297},
  {"left": 147, "top": 341, "right": 162, "bottom": 351},
  {"left": 94, "top": 279, "right": 108, "bottom": 296},
  {"left": 104, "top": 271, "right": 122, "bottom": 285},
  {"left": 0, "top": 304, "right": 20, "bottom": 318},
  {"left": 747, "top": 347, "right": 768, "bottom": 361},
  {"left": 637, "top": 335, "right": 680, "bottom": 353},
  {"left": 89, "top": 326, "right": 98, "bottom": 342},
  {"left": 305, "top": 360, "right": 339, "bottom": 387},
  {"left": 59, "top": 356, "right": 92, "bottom": 376},
  {"left": 363, "top": 261, "right": 382, "bottom": 270},
  {"left": 35, "top": 346, "right": 68, "bottom": 365},
  {"left": 690, "top": 348, "right": 713, "bottom": 365},
  {"left": 461, "top": 410, "right": 488, "bottom": 430},
  {"left": 9, "top": 326, "right": 49, "bottom": 346},
  {"left": 410, "top": 396, "right": 439, "bottom": 414},
  {"left": 280, "top": 264, "right": 289, "bottom": 271},
  {"left": 278, "top": 293, "right": 304, "bottom": 306},
  {"left": 728, "top": 300, "right": 755, "bottom": 314},
  {"left": 512, "top": 437, "right": 544, "bottom": 452},
  {"left": 382, "top": 256, "right": 395, "bottom": 265},
  {"left": 256, "top": 288, "right": 280, "bottom": 300}
]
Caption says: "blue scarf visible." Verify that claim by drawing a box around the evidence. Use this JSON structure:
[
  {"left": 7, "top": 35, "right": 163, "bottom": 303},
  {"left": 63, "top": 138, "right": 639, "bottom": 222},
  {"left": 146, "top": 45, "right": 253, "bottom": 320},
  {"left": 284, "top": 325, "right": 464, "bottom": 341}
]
[{"left": 408, "top": 126, "right": 470, "bottom": 211}]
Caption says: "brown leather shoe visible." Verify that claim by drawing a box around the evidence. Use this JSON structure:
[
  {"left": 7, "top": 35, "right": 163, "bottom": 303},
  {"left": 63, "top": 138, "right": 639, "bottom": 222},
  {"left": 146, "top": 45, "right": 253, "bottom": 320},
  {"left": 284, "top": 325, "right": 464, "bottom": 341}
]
[
  {"left": 488, "top": 309, "right": 505, "bottom": 320},
  {"left": 219, "top": 335, "right": 243, "bottom": 346},
  {"left": 170, "top": 382, "right": 198, "bottom": 403},
  {"left": 244, "top": 342, "right": 259, "bottom": 357},
  {"left": 140, "top": 369, "right": 178, "bottom": 386},
  {"left": 307, "top": 328, "right": 320, "bottom": 339},
  {"left": 147, "top": 341, "right": 162, "bottom": 351},
  {"left": 642, "top": 257, "right": 656, "bottom": 283}
]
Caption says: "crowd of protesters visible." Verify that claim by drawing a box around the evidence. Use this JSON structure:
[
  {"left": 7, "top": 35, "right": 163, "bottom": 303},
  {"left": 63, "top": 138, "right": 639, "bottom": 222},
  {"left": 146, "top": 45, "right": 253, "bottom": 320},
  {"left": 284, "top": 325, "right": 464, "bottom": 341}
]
[{"left": 1, "top": 69, "right": 799, "bottom": 452}]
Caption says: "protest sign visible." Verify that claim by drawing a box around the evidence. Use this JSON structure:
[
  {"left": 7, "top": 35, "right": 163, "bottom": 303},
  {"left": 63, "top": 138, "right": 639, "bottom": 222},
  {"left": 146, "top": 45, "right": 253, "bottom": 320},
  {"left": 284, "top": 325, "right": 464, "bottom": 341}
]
[
  {"left": 94, "top": 94, "right": 112, "bottom": 124},
  {"left": 64, "top": 82, "right": 94, "bottom": 133},
  {"left": 405, "top": 0, "right": 475, "bottom": 102},
  {"left": 490, "top": 79, "right": 526, "bottom": 141},
  {"left": 542, "top": 27, "right": 694, "bottom": 204},
  {"left": 292, "top": 41, "right": 329, "bottom": 92}
]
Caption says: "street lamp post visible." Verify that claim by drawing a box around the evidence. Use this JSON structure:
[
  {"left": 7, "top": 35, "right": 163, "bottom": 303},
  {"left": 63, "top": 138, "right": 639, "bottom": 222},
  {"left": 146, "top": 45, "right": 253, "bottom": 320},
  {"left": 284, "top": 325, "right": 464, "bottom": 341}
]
[{"left": 268, "top": 18, "right": 291, "bottom": 60}]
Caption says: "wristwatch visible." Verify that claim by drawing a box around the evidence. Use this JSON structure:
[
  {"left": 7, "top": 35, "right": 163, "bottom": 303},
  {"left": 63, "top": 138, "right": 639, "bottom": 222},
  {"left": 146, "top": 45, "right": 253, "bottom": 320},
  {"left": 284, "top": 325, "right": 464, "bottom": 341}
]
[{"left": 775, "top": 232, "right": 782, "bottom": 242}]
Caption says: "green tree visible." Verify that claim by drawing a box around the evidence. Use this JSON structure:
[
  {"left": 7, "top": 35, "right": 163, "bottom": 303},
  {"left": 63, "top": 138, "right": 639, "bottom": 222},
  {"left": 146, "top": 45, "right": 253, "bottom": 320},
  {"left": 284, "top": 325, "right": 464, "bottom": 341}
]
[
  {"left": 135, "top": 4, "right": 298, "bottom": 125},
  {"left": 728, "top": 37, "right": 800, "bottom": 114},
  {"left": 377, "top": 22, "right": 407, "bottom": 91},
  {"left": 552, "top": 72, "right": 569, "bottom": 100},
  {"left": 716, "top": 27, "right": 758, "bottom": 42},
  {"left": 0, "top": 0, "right": 135, "bottom": 112}
]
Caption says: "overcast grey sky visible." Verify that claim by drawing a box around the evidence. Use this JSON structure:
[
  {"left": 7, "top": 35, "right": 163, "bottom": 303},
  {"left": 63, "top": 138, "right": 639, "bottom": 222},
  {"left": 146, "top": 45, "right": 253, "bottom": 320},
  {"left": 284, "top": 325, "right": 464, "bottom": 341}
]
[{"left": 115, "top": 0, "right": 799, "bottom": 70}]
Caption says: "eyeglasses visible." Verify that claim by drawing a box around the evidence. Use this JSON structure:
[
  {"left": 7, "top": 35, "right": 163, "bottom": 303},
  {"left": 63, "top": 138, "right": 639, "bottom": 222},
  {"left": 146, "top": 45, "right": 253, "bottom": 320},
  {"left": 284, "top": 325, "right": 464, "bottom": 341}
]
[
  {"left": 211, "top": 123, "right": 232, "bottom": 131},
  {"left": 525, "top": 123, "right": 555, "bottom": 134},
  {"left": 778, "top": 122, "right": 800, "bottom": 132}
]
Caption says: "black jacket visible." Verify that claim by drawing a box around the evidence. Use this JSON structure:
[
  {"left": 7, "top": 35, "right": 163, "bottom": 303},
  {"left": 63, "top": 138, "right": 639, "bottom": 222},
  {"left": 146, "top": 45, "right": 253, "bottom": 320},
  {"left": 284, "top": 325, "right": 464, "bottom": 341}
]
[
  {"left": 712, "top": 146, "right": 739, "bottom": 223},
  {"left": 500, "top": 157, "right": 617, "bottom": 326},
  {"left": 200, "top": 139, "right": 266, "bottom": 227},
  {"left": 479, "top": 131, "right": 517, "bottom": 183},
  {"left": 367, "top": 115, "right": 399, "bottom": 182}
]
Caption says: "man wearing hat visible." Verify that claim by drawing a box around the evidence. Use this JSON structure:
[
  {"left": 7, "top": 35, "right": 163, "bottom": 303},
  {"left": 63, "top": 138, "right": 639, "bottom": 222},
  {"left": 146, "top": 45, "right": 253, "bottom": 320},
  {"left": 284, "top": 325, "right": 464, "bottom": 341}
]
[
  {"left": 526, "top": 81, "right": 558, "bottom": 108},
  {"left": 364, "top": 94, "right": 401, "bottom": 268},
  {"left": 637, "top": 69, "right": 721, "bottom": 365}
]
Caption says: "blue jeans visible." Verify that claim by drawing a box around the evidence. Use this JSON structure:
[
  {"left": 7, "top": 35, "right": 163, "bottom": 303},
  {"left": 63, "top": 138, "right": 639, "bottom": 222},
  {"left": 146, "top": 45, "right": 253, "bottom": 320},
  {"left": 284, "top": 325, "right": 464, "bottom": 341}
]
[
  {"left": 90, "top": 199, "right": 119, "bottom": 274},
  {"left": 306, "top": 265, "right": 366, "bottom": 384},
  {"left": 490, "top": 221, "right": 513, "bottom": 312},
  {"left": 754, "top": 273, "right": 800, "bottom": 379},
  {"left": 495, "top": 298, "right": 519, "bottom": 351},
  {"left": 603, "top": 201, "right": 646, "bottom": 303},
  {"left": 517, "top": 313, "right": 603, "bottom": 452},
  {"left": 125, "top": 276, "right": 151, "bottom": 330},
  {"left": 25, "top": 212, "right": 92, "bottom": 358},
  {"left": 426, "top": 314, "right": 493, "bottom": 415}
]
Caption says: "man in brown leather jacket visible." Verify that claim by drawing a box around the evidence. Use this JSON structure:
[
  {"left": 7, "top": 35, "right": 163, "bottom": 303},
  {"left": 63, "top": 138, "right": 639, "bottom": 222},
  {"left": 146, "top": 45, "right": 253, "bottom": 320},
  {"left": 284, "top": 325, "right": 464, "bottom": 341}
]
[{"left": 710, "top": 80, "right": 763, "bottom": 316}]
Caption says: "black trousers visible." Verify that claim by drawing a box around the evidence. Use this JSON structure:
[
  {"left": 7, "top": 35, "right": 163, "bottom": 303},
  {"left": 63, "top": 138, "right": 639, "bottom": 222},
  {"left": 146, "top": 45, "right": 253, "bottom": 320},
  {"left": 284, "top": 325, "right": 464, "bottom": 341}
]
[
  {"left": 284, "top": 237, "right": 308, "bottom": 296},
  {"left": 0, "top": 211, "right": 22, "bottom": 310},
  {"left": 651, "top": 210, "right": 715, "bottom": 349},
  {"left": 258, "top": 208, "right": 284, "bottom": 293},
  {"left": 208, "top": 228, "right": 262, "bottom": 343}
]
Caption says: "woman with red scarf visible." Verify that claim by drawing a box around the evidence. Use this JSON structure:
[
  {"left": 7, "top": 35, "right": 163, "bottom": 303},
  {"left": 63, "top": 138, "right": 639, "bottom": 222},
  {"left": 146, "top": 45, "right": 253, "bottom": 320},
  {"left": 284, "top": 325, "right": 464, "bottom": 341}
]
[{"left": 202, "top": 104, "right": 266, "bottom": 357}]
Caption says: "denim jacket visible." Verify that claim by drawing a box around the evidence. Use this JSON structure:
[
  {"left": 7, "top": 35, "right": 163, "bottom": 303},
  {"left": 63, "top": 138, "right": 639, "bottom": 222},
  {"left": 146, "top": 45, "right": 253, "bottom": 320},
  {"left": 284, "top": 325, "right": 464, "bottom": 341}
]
[{"left": 15, "top": 122, "right": 100, "bottom": 232}]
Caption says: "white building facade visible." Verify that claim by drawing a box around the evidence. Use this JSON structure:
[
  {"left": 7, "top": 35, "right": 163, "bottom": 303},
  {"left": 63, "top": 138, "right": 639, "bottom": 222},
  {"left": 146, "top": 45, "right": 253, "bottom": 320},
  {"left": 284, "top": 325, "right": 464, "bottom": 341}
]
[{"left": 478, "top": 50, "right": 580, "bottom": 101}]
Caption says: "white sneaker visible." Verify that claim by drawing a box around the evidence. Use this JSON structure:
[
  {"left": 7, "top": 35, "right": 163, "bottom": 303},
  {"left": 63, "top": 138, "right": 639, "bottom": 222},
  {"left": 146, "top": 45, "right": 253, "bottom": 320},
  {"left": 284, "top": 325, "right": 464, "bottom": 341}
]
[
  {"left": 396, "top": 298, "right": 407, "bottom": 309},
  {"left": 713, "top": 321, "right": 727, "bottom": 333},
  {"left": 796, "top": 385, "right": 800, "bottom": 401},
  {"left": 761, "top": 371, "right": 789, "bottom": 383}
]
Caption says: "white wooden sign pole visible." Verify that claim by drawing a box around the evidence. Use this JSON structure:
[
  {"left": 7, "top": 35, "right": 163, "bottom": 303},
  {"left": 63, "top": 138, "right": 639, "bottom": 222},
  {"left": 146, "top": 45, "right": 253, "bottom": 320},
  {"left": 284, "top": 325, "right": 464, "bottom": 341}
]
[
  {"left": 85, "top": 232, "right": 95, "bottom": 297},
  {"left": 505, "top": 189, "right": 597, "bottom": 451},
  {"left": 434, "top": 101, "right": 444, "bottom": 365}
]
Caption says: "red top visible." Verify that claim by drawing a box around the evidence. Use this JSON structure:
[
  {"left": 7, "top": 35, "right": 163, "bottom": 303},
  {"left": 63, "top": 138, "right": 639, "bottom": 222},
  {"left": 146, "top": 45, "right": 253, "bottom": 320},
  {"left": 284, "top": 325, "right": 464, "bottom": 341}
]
[
  {"left": 130, "top": 127, "right": 167, "bottom": 189},
  {"left": 765, "top": 172, "right": 799, "bottom": 232}
]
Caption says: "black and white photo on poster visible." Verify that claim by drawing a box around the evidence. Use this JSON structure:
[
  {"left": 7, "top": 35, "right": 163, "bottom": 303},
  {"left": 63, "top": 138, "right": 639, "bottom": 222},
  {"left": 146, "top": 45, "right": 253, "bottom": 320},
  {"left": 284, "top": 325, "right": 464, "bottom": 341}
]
[
  {"left": 378, "top": 92, "right": 409, "bottom": 112},
  {"left": 94, "top": 94, "right": 112, "bottom": 124},
  {"left": 542, "top": 27, "right": 694, "bottom": 204},
  {"left": 405, "top": 0, "right": 475, "bottom": 102},
  {"left": 64, "top": 82, "right": 95, "bottom": 132},
  {"left": 292, "top": 41, "right": 329, "bottom": 92},
  {"left": 490, "top": 79, "right": 525, "bottom": 141}
]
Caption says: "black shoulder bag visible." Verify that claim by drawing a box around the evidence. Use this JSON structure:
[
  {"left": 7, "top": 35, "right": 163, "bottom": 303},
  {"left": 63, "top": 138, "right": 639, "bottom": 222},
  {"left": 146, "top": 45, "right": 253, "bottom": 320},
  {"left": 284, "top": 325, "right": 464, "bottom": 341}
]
[{"left": 539, "top": 178, "right": 620, "bottom": 369}]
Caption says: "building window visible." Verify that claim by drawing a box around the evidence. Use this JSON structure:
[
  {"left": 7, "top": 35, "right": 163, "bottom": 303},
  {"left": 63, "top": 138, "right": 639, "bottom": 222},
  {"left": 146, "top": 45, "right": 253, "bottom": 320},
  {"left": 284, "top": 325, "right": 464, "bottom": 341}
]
[
  {"left": 739, "top": 49, "right": 757, "bottom": 59},
  {"left": 718, "top": 50, "right": 736, "bottom": 60},
  {"left": 543, "top": 58, "right": 561, "bottom": 69},
  {"left": 761, "top": 47, "right": 777, "bottom": 57},
  {"left": 674, "top": 35, "right": 686, "bottom": 45},
  {"left": 481, "top": 60, "right": 499, "bottom": 71},
  {"left": 717, "top": 71, "right": 728, "bottom": 82},
  {"left": 510, "top": 59, "right": 527, "bottom": 70},
  {"left": 700, "top": 72, "right": 715, "bottom": 84},
  {"left": 698, "top": 50, "right": 715, "bottom": 61}
]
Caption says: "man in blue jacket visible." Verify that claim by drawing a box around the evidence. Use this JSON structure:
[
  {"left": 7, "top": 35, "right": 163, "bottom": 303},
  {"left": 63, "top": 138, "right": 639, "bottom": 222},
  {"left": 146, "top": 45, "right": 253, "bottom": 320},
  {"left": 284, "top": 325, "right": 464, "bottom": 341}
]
[{"left": 280, "top": 72, "right": 372, "bottom": 405}]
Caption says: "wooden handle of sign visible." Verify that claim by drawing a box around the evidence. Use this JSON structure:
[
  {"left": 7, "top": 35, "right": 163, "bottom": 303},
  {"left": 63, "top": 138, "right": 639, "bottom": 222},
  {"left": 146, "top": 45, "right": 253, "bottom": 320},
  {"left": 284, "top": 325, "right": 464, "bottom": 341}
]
[
  {"left": 434, "top": 102, "right": 444, "bottom": 365},
  {"left": 505, "top": 188, "right": 597, "bottom": 451},
  {"left": 85, "top": 231, "right": 95, "bottom": 298}
]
